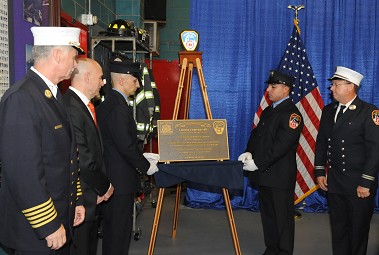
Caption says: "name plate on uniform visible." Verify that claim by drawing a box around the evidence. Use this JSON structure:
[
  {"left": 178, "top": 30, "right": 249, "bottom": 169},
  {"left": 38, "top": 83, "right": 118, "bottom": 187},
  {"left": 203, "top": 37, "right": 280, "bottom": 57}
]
[{"left": 158, "top": 119, "right": 230, "bottom": 162}]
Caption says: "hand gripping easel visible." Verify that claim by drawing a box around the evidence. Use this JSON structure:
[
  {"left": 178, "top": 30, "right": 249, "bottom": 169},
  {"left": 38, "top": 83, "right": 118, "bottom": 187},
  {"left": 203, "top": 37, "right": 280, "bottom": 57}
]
[{"left": 147, "top": 51, "right": 242, "bottom": 255}]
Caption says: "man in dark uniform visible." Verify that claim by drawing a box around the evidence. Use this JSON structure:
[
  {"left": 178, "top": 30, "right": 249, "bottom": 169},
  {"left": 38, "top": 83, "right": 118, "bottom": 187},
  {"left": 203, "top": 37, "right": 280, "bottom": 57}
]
[
  {"left": 0, "top": 27, "right": 85, "bottom": 255},
  {"left": 97, "top": 56, "right": 159, "bottom": 255},
  {"left": 239, "top": 70, "right": 303, "bottom": 255},
  {"left": 314, "top": 66, "right": 379, "bottom": 255},
  {"left": 63, "top": 58, "right": 114, "bottom": 255}
]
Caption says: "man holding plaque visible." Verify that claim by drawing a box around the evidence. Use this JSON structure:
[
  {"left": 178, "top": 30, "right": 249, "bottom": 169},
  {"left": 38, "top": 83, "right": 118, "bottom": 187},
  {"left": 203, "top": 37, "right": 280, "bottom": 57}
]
[
  {"left": 239, "top": 70, "right": 303, "bottom": 255},
  {"left": 97, "top": 55, "right": 159, "bottom": 255}
]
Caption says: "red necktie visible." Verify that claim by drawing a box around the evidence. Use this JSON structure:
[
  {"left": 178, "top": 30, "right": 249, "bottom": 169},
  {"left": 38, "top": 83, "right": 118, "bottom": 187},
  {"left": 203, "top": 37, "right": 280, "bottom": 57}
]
[{"left": 87, "top": 102, "right": 98, "bottom": 127}]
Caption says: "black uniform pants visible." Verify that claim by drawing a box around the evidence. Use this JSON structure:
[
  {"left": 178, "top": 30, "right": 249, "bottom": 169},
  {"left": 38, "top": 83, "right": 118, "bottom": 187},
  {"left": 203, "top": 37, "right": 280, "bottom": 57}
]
[
  {"left": 4, "top": 243, "right": 69, "bottom": 255},
  {"left": 258, "top": 186, "right": 294, "bottom": 255},
  {"left": 69, "top": 218, "right": 99, "bottom": 255},
  {"left": 328, "top": 192, "right": 375, "bottom": 255},
  {"left": 101, "top": 193, "right": 134, "bottom": 255}
]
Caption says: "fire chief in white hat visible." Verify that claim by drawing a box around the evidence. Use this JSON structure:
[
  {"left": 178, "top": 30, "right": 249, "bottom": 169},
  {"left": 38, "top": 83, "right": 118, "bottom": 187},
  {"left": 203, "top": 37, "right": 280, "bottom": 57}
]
[
  {"left": 314, "top": 66, "right": 379, "bottom": 255},
  {"left": 0, "top": 26, "right": 85, "bottom": 255}
]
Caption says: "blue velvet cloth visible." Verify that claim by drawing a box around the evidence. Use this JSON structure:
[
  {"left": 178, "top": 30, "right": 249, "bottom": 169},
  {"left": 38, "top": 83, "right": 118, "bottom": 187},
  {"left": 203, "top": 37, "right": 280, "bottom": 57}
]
[{"left": 155, "top": 161, "right": 244, "bottom": 190}]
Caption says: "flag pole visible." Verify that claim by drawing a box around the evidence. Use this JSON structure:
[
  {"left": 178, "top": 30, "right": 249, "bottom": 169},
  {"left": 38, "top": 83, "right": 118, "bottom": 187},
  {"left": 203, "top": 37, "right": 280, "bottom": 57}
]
[
  {"left": 287, "top": 5, "right": 305, "bottom": 34},
  {"left": 287, "top": 4, "right": 306, "bottom": 220}
]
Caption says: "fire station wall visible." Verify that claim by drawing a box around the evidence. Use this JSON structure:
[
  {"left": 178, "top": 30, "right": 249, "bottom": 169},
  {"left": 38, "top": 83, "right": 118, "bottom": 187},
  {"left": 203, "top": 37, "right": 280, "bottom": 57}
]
[
  {"left": 145, "top": 59, "right": 180, "bottom": 153},
  {"left": 61, "top": 0, "right": 116, "bottom": 29}
]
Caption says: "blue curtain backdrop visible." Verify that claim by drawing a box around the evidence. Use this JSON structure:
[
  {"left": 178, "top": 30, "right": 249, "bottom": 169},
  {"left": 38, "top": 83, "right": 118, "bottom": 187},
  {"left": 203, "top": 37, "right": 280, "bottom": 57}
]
[{"left": 185, "top": 0, "right": 379, "bottom": 212}]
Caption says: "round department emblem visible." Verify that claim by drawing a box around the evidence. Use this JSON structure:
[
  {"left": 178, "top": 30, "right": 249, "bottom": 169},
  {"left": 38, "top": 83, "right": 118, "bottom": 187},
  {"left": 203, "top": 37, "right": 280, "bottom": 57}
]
[
  {"left": 349, "top": 104, "right": 356, "bottom": 110},
  {"left": 44, "top": 90, "right": 52, "bottom": 98}
]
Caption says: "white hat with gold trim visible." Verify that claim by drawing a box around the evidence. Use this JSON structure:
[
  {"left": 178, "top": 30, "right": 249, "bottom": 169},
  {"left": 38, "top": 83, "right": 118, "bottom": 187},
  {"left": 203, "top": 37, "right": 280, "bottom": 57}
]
[
  {"left": 328, "top": 66, "right": 363, "bottom": 86},
  {"left": 31, "top": 26, "right": 85, "bottom": 54}
]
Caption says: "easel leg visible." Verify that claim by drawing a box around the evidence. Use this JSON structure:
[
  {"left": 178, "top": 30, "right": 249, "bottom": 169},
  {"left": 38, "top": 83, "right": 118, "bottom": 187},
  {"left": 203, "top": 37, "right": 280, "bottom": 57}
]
[
  {"left": 148, "top": 188, "right": 165, "bottom": 255},
  {"left": 172, "top": 58, "right": 188, "bottom": 120},
  {"left": 183, "top": 63, "right": 194, "bottom": 119},
  {"left": 222, "top": 188, "right": 242, "bottom": 255},
  {"left": 172, "top": 183, "right": 182, "bottom": 238},
  {"left": 196, "top": 58, "right": 213, "bottom": 119}
]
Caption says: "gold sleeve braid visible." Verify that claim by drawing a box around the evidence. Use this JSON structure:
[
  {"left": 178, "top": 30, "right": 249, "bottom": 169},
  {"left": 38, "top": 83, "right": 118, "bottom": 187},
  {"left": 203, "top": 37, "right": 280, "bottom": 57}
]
[
  {"left": 76, "top": 150, "right": 82, "bottom": 198},
  {"left": 362, "top": 174, "right": 375, "bottom": 181},
  {"left": 76, "top": 177, "right": 82, "bottom": 198},
  {"left": 21, "top": 197, "right": 58, "bottom": 228}
]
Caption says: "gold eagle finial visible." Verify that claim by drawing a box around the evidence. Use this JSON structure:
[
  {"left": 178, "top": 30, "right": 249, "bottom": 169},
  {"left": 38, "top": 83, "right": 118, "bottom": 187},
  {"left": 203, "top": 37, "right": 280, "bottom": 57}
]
[
  {"left": 287, "top": 5, "right": 305, "bottom": 21},
  {"left": 288, "top": 5, "right": 305, "bottom": 34}
]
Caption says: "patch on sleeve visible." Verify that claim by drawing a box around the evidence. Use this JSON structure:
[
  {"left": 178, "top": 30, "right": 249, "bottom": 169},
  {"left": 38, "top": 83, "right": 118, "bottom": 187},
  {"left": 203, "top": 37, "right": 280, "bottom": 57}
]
[
  {"left": 372, "top": 110, "right": 379, "bottom": 126},
  {"left": 289, "top": 113, "right": 301, "bottom": 129}
]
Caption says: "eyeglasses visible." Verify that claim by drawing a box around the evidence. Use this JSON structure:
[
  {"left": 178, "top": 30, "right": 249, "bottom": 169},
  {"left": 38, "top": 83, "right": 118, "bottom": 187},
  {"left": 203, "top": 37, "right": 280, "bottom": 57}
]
[{"left": 330, "top": 82, "right": 352, "bottom": 88}]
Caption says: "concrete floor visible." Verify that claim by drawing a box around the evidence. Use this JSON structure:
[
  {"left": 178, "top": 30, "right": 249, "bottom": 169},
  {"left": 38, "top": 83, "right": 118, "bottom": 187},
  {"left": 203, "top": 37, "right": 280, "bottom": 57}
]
[
  {"left": 98, "top": 188, "right": 379, "bottom": 255},
  {"left": 2, "top": 189, "right": 378, "bottom": 255}
]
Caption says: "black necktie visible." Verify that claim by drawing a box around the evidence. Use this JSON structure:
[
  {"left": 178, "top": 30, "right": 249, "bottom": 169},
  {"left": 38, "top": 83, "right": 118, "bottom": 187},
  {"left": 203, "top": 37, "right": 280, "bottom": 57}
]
[
  {"left": 56, "top": 90, "right": 64, "bottom": 105},
  {"left": 336, "top": 105, "right": 346, "bottom": 122}
]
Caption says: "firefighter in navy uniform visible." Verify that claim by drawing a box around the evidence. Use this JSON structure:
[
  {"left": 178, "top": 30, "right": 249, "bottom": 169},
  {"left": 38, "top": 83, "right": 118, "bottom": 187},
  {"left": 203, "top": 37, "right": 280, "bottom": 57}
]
[
  {"left": 0, "top": 27, "right": 85, "bottom": 255},
  {"left": 97, "top": 56, "right": 159, "bottom": 255},
  {"left": 314, "top": 66, "right": 379, "bottom": 255},
  {"left": 239, "top": 70, "right": 303, "bottom": 255}
]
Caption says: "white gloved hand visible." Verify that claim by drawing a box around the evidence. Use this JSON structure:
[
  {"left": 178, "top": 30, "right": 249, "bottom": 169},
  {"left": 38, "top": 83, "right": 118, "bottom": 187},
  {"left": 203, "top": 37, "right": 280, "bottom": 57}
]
[
  {"left": 238, "top": 152, "right": 252, "bottom": 163},
  {"left": 143, "top": 153, "right": 160, "bottom": 165},
  {"left": 147, "top": 163, "right": 159, "bottom": 175},
  {"left": 243, "top": 159, "right": 258, "bottom": 172}
]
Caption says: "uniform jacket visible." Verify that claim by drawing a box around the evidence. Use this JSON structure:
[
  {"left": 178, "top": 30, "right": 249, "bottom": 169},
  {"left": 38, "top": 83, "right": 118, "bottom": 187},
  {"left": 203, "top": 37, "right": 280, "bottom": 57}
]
[
  {"left": 97, "top": 89, "right": 150, "bottom": 195},
  {"left": 246, "top": 98, "right": 303, "bottom": 190},
  {"left": 314, "top": 97, "right": 379, "bottom": 195},
  {"left": 0, "top": 70, "right": 81, "bottom": 251},
  {"left": 63, "top": 89, "right": 110, "bottom": 221}
]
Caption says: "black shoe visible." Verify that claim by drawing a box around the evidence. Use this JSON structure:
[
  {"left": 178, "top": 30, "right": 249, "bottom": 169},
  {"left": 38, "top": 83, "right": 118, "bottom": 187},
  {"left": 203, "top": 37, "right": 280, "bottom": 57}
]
[{"left": 294, "top": 210, "right": 302, "bottom": 220}]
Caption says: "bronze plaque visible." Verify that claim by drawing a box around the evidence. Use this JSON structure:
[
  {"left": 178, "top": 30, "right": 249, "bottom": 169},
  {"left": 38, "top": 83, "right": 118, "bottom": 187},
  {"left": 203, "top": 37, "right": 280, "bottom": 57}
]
[{"left": 158, "top": 119, "right": 230, "bottom": 162}]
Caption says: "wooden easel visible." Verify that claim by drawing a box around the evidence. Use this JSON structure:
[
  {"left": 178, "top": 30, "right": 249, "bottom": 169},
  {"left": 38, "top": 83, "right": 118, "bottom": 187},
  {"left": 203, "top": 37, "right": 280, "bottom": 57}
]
[{"left": 147, "top": 51, "right": 242, "bottom": 255}]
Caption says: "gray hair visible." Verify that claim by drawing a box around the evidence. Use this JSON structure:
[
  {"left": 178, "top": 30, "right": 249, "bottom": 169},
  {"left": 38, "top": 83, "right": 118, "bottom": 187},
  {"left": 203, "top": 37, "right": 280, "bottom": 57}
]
[{"left": 32, "top": 45, "right": 71, "bottom": 63}]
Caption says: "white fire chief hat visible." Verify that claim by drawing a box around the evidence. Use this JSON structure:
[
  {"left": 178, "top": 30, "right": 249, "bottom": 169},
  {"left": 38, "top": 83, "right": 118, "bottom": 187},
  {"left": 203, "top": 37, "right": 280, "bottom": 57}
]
[
  {"left": 328, "top": 66, "right": 364, "bottom": 86},
  {"left": 31, "top": 26, "right": 85, "bottom": 54}
]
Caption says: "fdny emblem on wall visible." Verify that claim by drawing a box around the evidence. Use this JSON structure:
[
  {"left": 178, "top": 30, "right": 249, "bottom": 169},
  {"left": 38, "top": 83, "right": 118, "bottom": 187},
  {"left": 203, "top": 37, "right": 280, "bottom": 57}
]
[
  {"left": 289, "top": 113, "right": 301, "bottom": 129},
  {"left": 180, "top": 30, "right": 199, "bottom": 51},
  {"left": 372, "top": 110, "right": 379, "bottom": 126}
]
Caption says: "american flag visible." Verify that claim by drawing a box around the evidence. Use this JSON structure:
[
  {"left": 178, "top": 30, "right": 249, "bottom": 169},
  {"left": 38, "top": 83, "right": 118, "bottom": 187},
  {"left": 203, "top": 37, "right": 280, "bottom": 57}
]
[{"left": 253, "top": 25, "right": 324, "bottom": 204}]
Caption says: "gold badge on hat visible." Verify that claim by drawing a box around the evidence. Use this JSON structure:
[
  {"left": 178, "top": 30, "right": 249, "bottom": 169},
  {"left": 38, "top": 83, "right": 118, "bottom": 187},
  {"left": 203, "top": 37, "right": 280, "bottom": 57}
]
[
  {"left": 349, "top": 105, "right": 356, "bottom": 110},
  {"left": 44, "top": 90, "right": 52, "bottom": 98},
  {"left": 372, "top": 110, "right": 379, "bottom": 126},
  {"left": 289, "top": 113, "right": 301, "bottom": 129}
]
